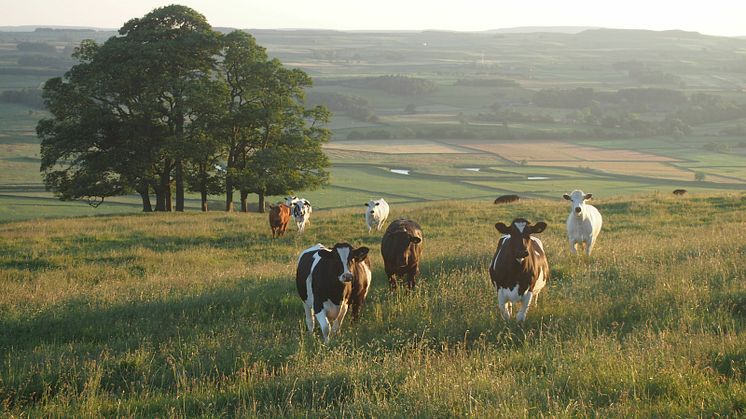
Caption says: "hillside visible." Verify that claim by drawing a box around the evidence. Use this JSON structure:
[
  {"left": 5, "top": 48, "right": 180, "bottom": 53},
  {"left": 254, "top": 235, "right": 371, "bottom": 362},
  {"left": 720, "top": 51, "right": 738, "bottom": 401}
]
[
  {"left": 1, "top": 27, "right": 745, "bottom": 221},
  {"left": 1, "top": 193, "right": 744, "bottom": 416}
]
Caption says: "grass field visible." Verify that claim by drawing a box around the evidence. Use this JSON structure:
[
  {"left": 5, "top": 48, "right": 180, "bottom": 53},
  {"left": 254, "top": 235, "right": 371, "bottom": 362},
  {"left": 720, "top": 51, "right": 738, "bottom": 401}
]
[{"left": 1, "top": 193, "right": 744, "bottom": 416}]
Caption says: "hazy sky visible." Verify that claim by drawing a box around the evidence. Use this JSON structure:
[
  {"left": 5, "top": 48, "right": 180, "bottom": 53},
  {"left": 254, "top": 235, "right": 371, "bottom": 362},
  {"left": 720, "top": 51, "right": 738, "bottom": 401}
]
[{"left": 3, "top": 0, "right": 745, "bottom": 37}]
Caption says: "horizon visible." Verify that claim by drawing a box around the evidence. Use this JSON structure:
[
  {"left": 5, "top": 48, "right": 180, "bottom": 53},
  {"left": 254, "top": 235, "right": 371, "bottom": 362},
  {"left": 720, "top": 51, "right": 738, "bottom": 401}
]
[{"left": 2, "top": 1, "right": 746, "bottom": 38}]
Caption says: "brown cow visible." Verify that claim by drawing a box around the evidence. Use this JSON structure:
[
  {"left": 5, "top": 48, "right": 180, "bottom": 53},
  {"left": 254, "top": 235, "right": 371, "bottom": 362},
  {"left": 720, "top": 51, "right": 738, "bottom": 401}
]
[
  {"left": 489, "top": 218, "right": 549, "bottom": 322},
  {"left": 494, "top": 194, "right": 520, "bottom": 204},
  {"left": 268, "top": 204, "right": 290, "bottom": 238},
  {"left": 673, "top": 189, "right": 687, "bottom": 196},
  {"left": 381, "top": 218, "right": 423, "bottom": 289}
]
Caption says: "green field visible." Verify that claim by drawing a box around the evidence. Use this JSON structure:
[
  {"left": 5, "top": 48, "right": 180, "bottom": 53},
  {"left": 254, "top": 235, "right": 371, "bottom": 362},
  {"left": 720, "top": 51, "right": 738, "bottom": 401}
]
[{"left": 1, "top": 194, "right": 744, "bottom": 416}]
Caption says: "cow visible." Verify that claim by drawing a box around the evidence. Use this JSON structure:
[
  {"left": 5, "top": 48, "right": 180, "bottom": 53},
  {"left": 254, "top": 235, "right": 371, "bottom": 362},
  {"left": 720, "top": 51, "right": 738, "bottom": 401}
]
[
  {"left": 489, "top": 218, "right": 549, "bottom": 322},
  {"left": 563, "top": 189, "right": 603, "bottom": 256},
  {"left": 494, "top": 194, "right": 520, "bottom": 204},
  {"left": 381, "top": 219, "right": 423, "bottom": 289},
  {"left": 364, "top": 198, "right": 390, "bottom": 233},
  {"left": 268, "top": 203, "right": 291, "bottom": 238},
  {"left": 673, "top": 189, "right": 687, "bottom": 196},
  {"left": 296, "top": 243, "right": 370, "bottom": 343},
  {"left": 292, "top": 199, "right": 312, "bottom": 233}
]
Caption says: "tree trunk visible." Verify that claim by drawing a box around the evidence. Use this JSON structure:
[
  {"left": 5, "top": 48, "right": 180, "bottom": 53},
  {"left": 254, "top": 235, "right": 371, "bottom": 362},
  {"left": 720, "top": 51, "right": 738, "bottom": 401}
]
[
  {"left": 225, "top": 151, "right": 235, "bottom": 212},
  {"left": 240, "top": 190, "right": 249, "bottom": 212},
  {"left": 225, "top": 176, "right": 234, "bottom": 212},
  {"left": 200, "top": 163, "right": 208, "bottom": 212},
  {"left": 137, "top": 181, "right": 152, "bottom": 212},
  {"left": 257, "top": 191, "right": 266, "bottom": 213},
  {"left": 165, "top": 186, "right": 172, "bottom": 212},
  {"left": 156, "top": 158, "right": 172, "bottom": 212},
  {"left": 175, "top": 159, "right": 184, "bottom": 212}
]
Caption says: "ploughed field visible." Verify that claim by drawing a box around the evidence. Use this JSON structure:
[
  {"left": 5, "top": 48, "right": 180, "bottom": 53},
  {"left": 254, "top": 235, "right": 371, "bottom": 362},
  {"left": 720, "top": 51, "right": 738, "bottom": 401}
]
[{"left": 1, "top": 193, "right": 744, "bottom": 416}]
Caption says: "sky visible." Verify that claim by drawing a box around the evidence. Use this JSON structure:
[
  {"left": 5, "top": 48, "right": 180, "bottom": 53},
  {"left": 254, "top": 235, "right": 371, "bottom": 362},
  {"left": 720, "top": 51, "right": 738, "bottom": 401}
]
[{"left": 2, "top": 0, "right": 746, "bottom": 37}]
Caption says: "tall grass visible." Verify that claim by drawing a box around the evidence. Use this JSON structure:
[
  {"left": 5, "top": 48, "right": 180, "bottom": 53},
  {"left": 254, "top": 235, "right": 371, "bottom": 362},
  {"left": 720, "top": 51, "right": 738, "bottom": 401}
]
[{"left": 1, "top": 193, "right": 744, "bottom": 416}]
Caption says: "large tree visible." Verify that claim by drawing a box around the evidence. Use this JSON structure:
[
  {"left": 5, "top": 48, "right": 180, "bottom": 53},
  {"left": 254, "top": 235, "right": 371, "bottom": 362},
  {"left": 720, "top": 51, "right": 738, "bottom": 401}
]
[
  {"left": 235, "top": 59, "right": 331, "bottom": 212},
  {"left": 38, "top": 40, "right": 165, "bottom": 211},
  {"left": 216, "top": 30, "right": 269, "bottom": 211},
  {"left": 113, "top": 5, "right": 221, "bottom": 211}
]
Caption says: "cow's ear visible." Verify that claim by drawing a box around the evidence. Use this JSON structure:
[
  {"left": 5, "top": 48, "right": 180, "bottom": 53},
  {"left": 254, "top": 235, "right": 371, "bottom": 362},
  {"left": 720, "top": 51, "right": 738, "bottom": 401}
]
[
  {"left": 563, "top": 194, "right": 571, "bottom": 201},
  {"left": 352, "top": 247, "right": 370, "bottom": 260},
  {"left": 318, "top": 249, "right": 334, "bottom": 259},
  {"left": 495, "top": 222, "right": 511, "bottom": 234},
  {"left": 304, "top": 201, "right": 311, "bottom": 207},
  {"left": 410, "top": 236, "right": 422, "bottom": 244},
  {"left": 531, "top": 222, "right": 547, "bottom": 234},
  {"left": 584, "top": 193, "right": 593, "bottom": 200},
  {"left": 364, "top": 203, "right": 369, "bottom": 206}
]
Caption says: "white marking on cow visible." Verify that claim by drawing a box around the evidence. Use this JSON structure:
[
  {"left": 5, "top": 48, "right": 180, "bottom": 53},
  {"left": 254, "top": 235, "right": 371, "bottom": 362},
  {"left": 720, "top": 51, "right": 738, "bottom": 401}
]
[
  {"left": 361, "top": 263, "right": 372, "bottom": 299},
  {"left": 532, "top": 269, "right": 546, "bottom": 299},
  {"left": 299, "top": 244, "right": 326, "bottom": 334},
  {"left": 336, "top": 246, "right": 351, "bottom": 282},
  {"left": 497, "top": 284, "right": 520, "bottom": 320},
  {"left": 491, "top": 235, "right": 510, "bottom": 271},
  {"left": 514, "top": 221, "right": 527, "bottom": 233}
]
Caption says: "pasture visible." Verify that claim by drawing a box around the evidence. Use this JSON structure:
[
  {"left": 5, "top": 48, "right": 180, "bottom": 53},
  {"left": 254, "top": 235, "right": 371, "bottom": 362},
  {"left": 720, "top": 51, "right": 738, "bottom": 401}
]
[{"left": 1, "top": 193, "right": 744, "bottom": 416}]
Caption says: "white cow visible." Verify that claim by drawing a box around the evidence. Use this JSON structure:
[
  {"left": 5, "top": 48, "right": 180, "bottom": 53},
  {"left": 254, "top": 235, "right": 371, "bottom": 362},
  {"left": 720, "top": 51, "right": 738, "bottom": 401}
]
[
  {"left": 292, "top": 199, "right": 312, "bottom": 233},
  {"left": 563, "top": 190, "right": 603, "bottom": 256},
  {"left": 364, "top": 198, "right": 390, "bottom": 232}
]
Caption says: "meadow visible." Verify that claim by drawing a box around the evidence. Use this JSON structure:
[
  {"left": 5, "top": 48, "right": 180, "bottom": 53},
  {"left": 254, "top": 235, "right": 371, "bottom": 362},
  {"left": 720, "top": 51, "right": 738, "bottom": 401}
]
[{"left": 1, "top": 193, "right": 744, "bottom": 416}]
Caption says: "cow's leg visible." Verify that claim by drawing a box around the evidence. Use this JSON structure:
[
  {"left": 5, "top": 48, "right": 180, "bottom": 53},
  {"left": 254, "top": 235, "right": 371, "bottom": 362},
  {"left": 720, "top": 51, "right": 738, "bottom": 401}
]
[
  {"left": 304, "top": 303, "right": 315, "bottom": 334},
  {"left": 406, "top": 271, "right": 417, "bottom": 289},
  {"left": 498, "top": 290, "right": 511, "bottom": 320},
  {"left": 315, "top": 310, "right": 331, "bottom": 343},
  {"left": 517, "top": 291, "right": 533, "bottom": 322},
  {"left": 388, "top": 274, "right": 398, "bottom": 290},
  {"left": 332, "top": 302, "right": 349, "bottom": 335},
  {"left": 585, "top": 236, "right": 595, "bottom": 256},
  {"left": 569, "top": 239, "right": 578, "bottom": 255}
]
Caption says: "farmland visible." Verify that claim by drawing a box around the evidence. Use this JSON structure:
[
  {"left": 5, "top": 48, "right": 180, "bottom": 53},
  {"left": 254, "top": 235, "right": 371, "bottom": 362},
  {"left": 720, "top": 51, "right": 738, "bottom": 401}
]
[{"left": 1, "top": 28, "right": 746, "bottom": 221}]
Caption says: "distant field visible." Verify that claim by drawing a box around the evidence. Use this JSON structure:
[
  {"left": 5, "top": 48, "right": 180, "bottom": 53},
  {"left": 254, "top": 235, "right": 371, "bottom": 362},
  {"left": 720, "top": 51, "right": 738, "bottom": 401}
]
[{"left": 324, "top": 139, "right": 467, "bottom": 154}]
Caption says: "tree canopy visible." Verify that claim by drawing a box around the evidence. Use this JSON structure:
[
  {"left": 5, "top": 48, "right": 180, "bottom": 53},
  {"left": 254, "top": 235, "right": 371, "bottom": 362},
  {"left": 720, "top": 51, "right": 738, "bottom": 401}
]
[{"left": 38, "top": 5, "right": 330, "bottom": 213}]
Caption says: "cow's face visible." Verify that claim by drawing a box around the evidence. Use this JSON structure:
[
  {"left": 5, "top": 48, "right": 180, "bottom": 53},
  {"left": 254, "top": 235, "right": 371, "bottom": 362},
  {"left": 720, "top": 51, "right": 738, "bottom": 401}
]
[
  {"left": 495, "top": 219, "right": 547, "bottom": 265},
  {"left": 563, "top": 190, "right": 592, "bottom": 217},
  {"left": 365, "top": 200, "right": 381, "bottom": 217},
  {"left": 319, "top": 243, "right": 370, "bottom": 283},
  {"left": 391, "top": 232, "right": 422, "bottom": 267}
]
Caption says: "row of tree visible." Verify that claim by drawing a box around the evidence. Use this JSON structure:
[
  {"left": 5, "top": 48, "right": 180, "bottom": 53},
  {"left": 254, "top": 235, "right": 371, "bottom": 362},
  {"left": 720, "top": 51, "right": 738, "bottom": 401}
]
[{"left": 37, "top": 5, "right": 330, "bottom": 213}]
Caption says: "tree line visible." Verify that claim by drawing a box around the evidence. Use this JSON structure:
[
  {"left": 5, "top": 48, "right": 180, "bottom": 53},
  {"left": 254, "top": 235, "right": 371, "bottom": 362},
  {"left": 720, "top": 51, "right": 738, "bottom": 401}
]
[{"left": 37, "top": 5, "right": 330, "bottom": 213}]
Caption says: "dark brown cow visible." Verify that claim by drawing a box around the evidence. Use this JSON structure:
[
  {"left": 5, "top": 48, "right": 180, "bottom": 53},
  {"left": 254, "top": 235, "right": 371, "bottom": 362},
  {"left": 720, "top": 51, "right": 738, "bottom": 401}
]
[
  {"left": 268, "top": 204, "right": 290, "bottom": 238},
  {"left": 296, "top": 243, "right": 370, "bottom": 343},
  {"left": 489, "top": 218, "right": 549, "bottom": 322},
  {"left": 381, "top": 219, "right": 423, "bottom": 289},
  {"left": 673, "top": 189, "right": 688, "bottom": 196},
  {"left": 494, "top": 194, "right": 520, "bottom": 204}
]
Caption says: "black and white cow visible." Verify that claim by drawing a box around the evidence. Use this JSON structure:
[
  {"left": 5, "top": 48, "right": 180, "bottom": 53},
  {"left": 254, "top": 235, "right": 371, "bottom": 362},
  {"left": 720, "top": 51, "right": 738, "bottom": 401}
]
[
  {"left": 489, "top": 218, "right": 549, "bottom": 322},
  {"left": 296, "top": 243, "right": 370, "bottom": 343},
  {"left": 292, "top": 199, "right": 312, "bottom": 233}
]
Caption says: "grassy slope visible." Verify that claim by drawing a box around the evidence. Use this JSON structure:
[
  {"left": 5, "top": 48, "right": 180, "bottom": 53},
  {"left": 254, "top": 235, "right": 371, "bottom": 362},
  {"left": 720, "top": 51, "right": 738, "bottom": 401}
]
[{"left": 0, "top": 193, "right": 744, "bottom": 416}]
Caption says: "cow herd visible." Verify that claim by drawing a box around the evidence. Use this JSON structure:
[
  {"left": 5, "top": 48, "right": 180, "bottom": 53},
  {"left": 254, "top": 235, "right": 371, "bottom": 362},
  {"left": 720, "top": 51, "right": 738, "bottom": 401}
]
[{"left": 274, "top": 190, "right": 604, "bottom": 343}]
